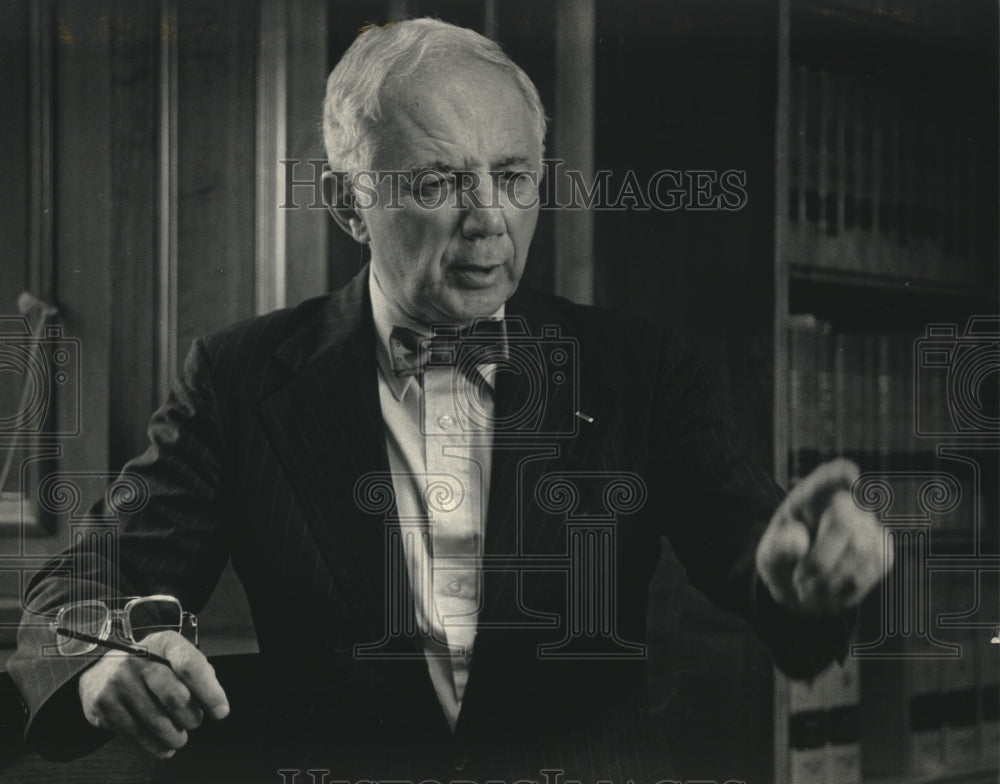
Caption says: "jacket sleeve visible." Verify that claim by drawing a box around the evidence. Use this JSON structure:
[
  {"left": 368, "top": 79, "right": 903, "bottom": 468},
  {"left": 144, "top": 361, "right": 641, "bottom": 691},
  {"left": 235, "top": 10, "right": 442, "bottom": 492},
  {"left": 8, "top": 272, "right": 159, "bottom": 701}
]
[
  {"left": 6, "top": 337, "right": 233, "bottom": 760},
  {"left": 647, "top": 325, "right": 854, "bottom": 680}
]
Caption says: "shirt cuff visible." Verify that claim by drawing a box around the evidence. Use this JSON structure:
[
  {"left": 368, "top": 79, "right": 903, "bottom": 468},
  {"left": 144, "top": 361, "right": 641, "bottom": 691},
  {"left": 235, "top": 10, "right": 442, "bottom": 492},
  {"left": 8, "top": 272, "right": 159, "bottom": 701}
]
[{"left": 750, "top": 571, "right": 856, "bottom": 681}]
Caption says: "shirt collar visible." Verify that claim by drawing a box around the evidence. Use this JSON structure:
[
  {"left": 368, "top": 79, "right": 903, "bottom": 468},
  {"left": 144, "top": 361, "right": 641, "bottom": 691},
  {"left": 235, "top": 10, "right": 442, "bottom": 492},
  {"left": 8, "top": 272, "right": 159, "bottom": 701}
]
[{"left": 368, "top": 266, "right": 505, "bottom": 403}]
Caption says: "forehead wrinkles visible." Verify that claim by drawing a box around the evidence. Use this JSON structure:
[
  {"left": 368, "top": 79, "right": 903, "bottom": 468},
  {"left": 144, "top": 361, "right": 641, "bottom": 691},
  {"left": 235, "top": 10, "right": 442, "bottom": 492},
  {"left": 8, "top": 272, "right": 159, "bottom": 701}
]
[
  {"left": 375, "top": 60, "right": 531, "bottom": 170},
  {"left": 381, "top": 93, "right": 466, "bottom": 164}
]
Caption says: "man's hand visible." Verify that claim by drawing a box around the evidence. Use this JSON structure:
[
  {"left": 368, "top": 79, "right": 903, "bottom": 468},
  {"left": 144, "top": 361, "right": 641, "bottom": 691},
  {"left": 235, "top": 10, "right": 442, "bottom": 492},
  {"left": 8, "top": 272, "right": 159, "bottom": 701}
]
[
  {"left": 757, "top": 458, "right": 892, "bottom": 615},
  {"left": 78, "top": 631, "right": 230, "bottom": 759}
]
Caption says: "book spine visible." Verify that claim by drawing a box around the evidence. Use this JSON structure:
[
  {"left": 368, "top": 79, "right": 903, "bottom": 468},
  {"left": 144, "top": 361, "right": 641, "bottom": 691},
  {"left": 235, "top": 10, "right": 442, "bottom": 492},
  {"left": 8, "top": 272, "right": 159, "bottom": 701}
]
[
  {"left": 789, "top": 314, "right": 819, "bottom": 485},
  {"left": 942, "top": 574, "right": 980, "bottom": 767},
  {"left": 898, "top": 95, "right": 917, "bottom": 277},
  {"left": 834, "top": 73, "right": 847, "bottom": 250},
  {"left": 980, "top": 605, "right": 1000, "bottom": 765},
  {"left": 803, "top": 67, "right": 820, "bottom": 263},
  {"left": 949, "top": 124, "right": 964, "bottom": 282},
  {"left": 827, "top": 652, "right": 862, "bottom": 784},
  {"left": 908, "top": 653, "right": 946, "bottom": 777},
  {"left": 964, "top": 139, "right": 980, "bottom": 284},
  {"left": 821, "top": 73, "right": 843, "bottom": 270},
  {"left": 909, "top": 565, "right": 949, "bottom": 776},
  {"left": 885, "top": 89, "right": 902, "bottom": 278},
  {"left": 861, "top": 333, "right": 879, "bottom": 471},
  {"left": 901, "top": 330, "right": 921, "bottom": 457},
  {"left": 876, "top": 333, "right": 893, "bottom": 472},
  {"left": 789, "top": 668, "right": 831, "bottom": 784},
  {"left": 816, "top": 319, "right": 835, "bottom": 464},
  {"left": 789, "top": 65, "right": 805, "bottom": 231},
  {"left": 843, "top": 332, "right": 865, "bottom": 463},
  {"left": 817, "top": 70, "right": 831, "bottom": 249},
  {"left": 843, "top": 74, "right": 864, "bottom": 271}
]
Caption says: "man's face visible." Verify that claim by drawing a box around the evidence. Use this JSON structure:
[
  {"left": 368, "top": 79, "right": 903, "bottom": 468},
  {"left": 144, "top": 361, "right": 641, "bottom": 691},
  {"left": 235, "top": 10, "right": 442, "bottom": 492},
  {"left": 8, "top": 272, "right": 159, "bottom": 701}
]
[{"left": 357, "top": 58, "right": 542, "bottom": 324}]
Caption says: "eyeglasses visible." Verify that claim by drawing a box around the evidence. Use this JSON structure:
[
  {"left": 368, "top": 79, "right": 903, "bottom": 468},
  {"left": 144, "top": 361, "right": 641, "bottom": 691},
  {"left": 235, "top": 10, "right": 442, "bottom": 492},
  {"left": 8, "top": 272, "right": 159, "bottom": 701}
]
[{"left": 49, "top": 595, "right": 198, "bottom": 656}]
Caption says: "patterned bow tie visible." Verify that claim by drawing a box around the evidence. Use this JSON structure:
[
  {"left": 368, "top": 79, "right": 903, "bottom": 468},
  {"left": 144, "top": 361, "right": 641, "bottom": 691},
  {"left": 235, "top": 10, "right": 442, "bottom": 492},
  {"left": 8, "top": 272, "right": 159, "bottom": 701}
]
[{"left": 388, "top": 322, "right": 509, "bottom": 383}]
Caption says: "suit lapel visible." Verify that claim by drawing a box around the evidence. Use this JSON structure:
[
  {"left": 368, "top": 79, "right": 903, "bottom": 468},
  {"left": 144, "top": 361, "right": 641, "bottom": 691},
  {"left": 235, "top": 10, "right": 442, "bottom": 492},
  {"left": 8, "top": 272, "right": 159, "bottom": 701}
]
[
  {"left": 257, "top": 269, "right": 410, "bottom": 646},
  {"left": 458, "top": 295, "right": 618, "bottom": 738},
  {"left": 254, "top": 273, "right": 621, "bottom": 738},
  {"left": 478, "top": 296, "right": 618, "bottom": 622}
]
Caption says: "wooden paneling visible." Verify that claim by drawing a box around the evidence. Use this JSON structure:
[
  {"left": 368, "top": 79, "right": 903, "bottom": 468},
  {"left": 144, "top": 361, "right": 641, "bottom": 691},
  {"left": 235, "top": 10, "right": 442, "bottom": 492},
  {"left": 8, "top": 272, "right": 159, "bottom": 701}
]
[
  {"left": 324, "top": 0, "right": 398, "bottom": 291},
  {"left": 496, "top": 0, "right": 557, "bottom": 295},
  {"left": 171, "top": 0, "right": 259, "bottom": 651},
  {"left": 0, "top": 0, "right": 32, "bottom": 477},
  {"left": 0, "top": 1, "right": 30, "bottom": 311},
  {"left": 255, "top": 0, "right": 288, "bottom": 315},
  {"left": 593, "top": 2, "right": 779, "bottom": 780},
  {"left": 283, "top": 0, "right": 330, "bottom": 308},
  {"left": 553, "top": 0, "right": 595, "bottom": 305},
  {"left": 413, "top": 0, "right": 485, "bottom": 31},
  {"left": 175, "top": 0, "right": 257, "bottom": 363},
  {"left": 52, "top": 0, "right": 114, "bottom": 483},
  {"left": 257, "top": 0, "right": 330, "bottom": 312},
  {"left": 594, "top": 0, "right": 779, "bottom": 462},
  {"left": 108, "top": 0, "right": 159, "bottom": 471}
]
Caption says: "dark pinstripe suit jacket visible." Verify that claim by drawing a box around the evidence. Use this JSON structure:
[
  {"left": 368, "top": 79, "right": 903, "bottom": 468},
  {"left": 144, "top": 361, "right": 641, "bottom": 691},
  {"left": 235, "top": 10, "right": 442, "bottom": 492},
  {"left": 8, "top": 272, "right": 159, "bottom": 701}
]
[{"left": 8, "top": 265, "right": 852, "bottom": 782}]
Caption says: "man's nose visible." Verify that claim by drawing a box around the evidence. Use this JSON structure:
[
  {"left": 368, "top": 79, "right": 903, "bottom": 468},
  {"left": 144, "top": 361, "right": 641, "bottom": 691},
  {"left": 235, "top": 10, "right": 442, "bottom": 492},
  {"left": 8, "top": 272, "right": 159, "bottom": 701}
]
[{"left": 459, "top": 173, "right": 505, "bottom": 238}]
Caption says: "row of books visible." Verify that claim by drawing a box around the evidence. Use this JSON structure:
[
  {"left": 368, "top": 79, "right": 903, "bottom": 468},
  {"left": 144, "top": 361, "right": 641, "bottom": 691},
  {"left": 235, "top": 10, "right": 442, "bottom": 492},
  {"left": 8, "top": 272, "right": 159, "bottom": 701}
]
[
  {"left": 785, "top": 315, "right": 998, "bottom": 782},
  {"left": 786, "top": 313, "right": 863, "bottom": 784},
  {"left": 859, "top": 569, "right": 999, "bottom": 780},
  {"left": 788, "top": 647, "right": 862, "bottom": 783},
  {"left": 904, "top": 632, "right": 1000, "bottom": 776},
  {"left": 786, "top": 64, "right": 989, "bottom": 285},
  {"left": 807, "top": 0, "right": 989, "bottom": 36},
  {"left": 788, "top": 591, "right": 999, "bottom": 783},
  {"left": 789, "top": 314, "right": 942, "bottom": 465},
  {"left": 786, "top": 314, "right": 996, "bottom": 538}
]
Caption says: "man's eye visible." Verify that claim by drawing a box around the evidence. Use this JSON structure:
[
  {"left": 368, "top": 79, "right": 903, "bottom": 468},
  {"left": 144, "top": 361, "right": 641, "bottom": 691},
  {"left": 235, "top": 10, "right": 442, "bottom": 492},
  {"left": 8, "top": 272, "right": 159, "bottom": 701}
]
[{"left": 413, "top": 174, "right": 452, "bottom": 193}]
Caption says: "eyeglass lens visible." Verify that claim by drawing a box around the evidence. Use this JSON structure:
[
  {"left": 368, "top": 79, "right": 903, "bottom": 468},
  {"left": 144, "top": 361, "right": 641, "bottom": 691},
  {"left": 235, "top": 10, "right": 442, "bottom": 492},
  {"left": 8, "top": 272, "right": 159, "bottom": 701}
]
[
  {"left": 55, "top": 601, "right": 109, "bottom": 655},
  {"left": 127, "top": 599, "right": 183, "bottom": 641}
]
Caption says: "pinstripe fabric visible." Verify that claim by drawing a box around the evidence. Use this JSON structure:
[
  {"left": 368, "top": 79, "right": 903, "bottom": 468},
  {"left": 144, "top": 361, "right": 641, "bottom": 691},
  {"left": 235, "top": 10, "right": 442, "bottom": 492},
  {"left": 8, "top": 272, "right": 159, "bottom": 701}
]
[{"left": 7, "top": 264, "right": 853, "bottom": 780}]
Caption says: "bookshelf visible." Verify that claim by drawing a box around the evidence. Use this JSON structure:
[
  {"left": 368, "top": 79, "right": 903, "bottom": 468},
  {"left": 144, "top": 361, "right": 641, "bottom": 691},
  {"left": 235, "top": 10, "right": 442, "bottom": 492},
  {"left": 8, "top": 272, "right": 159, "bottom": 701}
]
[
  {"left": 773, "top": 1, "right": 999, "bottom": 783},
  {"left": 590, "top": 0, "right": 995, "bottom": 779}
]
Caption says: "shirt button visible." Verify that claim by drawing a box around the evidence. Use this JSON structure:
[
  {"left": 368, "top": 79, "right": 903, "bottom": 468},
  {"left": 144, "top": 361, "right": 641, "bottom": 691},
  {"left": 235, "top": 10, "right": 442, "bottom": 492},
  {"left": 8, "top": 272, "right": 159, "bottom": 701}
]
[
  {"left": 437, "top": 415, "right": 455, "bottom": 430},
  {"left": 447, "top": 579, "right": 462, "bottom": 596}
]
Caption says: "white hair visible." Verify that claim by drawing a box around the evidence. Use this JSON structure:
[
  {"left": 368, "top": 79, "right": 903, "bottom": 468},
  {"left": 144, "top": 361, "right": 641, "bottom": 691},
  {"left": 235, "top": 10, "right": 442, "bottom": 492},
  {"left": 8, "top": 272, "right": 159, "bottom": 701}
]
[{"left": 322, "top": 18, "right": 547, "bottom": 178}]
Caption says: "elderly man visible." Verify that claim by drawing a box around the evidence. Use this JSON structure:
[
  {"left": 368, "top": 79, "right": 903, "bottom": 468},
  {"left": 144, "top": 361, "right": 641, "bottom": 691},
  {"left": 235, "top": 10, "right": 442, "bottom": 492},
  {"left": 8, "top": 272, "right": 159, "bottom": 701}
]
[{"left": 9, "top": 17, "right": 888, "bottom": 783}]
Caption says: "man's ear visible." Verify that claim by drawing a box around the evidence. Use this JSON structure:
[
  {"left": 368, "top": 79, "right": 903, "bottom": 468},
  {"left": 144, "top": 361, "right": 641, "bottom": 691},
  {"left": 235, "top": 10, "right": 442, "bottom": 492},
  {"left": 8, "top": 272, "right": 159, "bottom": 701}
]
[{"left": 323, "top": 168, "right": 370, "bottom": 244}]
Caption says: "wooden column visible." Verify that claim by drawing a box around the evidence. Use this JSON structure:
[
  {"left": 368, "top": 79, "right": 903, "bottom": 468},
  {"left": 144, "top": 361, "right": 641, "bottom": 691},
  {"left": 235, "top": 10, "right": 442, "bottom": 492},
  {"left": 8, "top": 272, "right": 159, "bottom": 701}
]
[{"left": 553, "top": 0, "right": 595, "bottom": 305}]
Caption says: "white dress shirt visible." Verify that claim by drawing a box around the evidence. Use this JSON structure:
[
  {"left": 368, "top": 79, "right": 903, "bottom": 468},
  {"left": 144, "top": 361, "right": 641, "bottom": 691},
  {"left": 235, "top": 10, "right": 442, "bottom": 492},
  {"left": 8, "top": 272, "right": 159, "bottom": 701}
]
[{"left": 368, "top": 267, "right": 501, "bottom": 731}]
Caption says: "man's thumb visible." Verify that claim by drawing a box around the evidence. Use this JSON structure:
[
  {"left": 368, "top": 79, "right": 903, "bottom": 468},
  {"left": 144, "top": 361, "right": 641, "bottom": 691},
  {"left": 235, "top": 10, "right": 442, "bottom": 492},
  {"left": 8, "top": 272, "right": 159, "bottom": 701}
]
[
  {"left": 758, "top": 517, "right": 811, "bottom": 604},
  {"left": 787, "top": 458, "right": 860, "bottom": 530},
  {"left": 768, "top": 518, "right": 811, "bottom": 567}
]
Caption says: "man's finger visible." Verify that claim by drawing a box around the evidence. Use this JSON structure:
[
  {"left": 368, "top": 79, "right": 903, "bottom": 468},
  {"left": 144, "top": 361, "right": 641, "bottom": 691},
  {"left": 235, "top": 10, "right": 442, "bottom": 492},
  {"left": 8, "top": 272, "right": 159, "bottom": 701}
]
[
  {"left": 151, "top": 632, "right": 230, "bottom": 720},
  {"left": 143, "top": 664, "right": 205, "bottom": 731},
  {"left": 91, "top": 663, "right": 186, "bottom": 758},
  {"left": 815, "top": 553, "right": 864, "bottom": 609},
  {"left": 785, "top": 458, "right": 860, "bottom": 530},
  {"left": 115, "top": 665, "right": 190, "bottom": 750},
  {"left": 793, "top": 491, "right": 854, "bottom": 590},
  {"left": 96, "top": 696, "right": 177, "bottom": 760},
  {"left": 793, "top": 491, "right": 888, "bottom": 613},
  {"left": 757, "top": 518, "right": 811, "bottom": 607}
]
